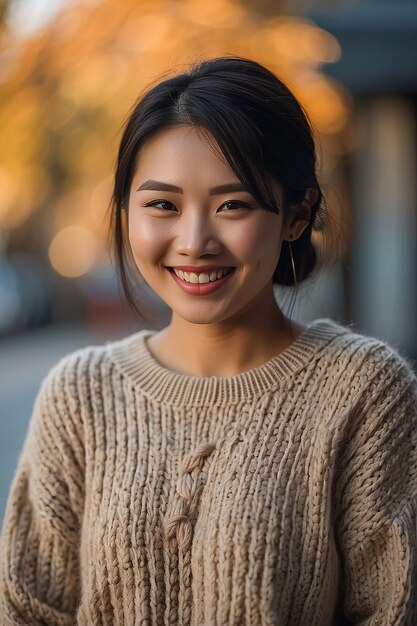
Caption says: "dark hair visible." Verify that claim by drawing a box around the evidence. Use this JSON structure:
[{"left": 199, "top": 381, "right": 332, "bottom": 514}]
[{"left": 110, "top": 55, "right": 332, "bottom": 318}]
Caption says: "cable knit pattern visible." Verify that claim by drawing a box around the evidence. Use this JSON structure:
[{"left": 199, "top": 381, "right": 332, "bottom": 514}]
[{"left": 0, "top": 317, "right": 416, "bottom": 625}]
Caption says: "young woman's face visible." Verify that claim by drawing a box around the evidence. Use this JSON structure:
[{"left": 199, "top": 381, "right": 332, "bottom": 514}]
[{"left": 127, "top": 125, "right": 286, "bottom": 325}]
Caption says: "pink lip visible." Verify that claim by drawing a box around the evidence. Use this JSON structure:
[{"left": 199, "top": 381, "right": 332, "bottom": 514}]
[
  {"left": 168, "top": 265, "right": 234, "bottom": 272},
  {"left": 167, "top": 268, "right": 235, "bottom": 295}
]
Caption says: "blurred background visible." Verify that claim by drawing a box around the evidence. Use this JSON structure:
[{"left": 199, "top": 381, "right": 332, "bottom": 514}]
[{"left": 1, "top": 0, "right": 416, "bottom": 522}]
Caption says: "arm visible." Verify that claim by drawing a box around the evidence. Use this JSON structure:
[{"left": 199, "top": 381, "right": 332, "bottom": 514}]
[
  {"left": 0, "top": 362, "right": 85, "bottom": 625},
  {"left": 334, "top": 345, "right": 417, "bottom": 625}
]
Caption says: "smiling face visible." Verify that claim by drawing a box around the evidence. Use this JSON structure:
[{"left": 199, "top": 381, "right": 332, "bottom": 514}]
[{"left": 127, "top": 125, "right": 287, "bottom": 326}]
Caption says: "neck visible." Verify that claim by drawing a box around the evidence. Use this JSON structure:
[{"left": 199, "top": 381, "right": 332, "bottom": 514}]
[{"left": 147, "top": 289, "right": 300, "bottom": 377}]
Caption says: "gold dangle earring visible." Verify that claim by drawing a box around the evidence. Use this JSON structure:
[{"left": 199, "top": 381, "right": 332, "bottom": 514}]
[{"left": 288, "top": 235, "right": 297, "bottom": 286}]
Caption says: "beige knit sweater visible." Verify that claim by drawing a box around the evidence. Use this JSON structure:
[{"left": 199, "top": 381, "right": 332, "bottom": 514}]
[{"left": 1, "top": 318, "right": 416, "bottom": 625}]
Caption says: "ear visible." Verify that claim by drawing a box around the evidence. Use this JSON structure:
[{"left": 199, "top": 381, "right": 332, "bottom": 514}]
[{"left": 283, "top": 187, "right": 319, "bottom": 241}]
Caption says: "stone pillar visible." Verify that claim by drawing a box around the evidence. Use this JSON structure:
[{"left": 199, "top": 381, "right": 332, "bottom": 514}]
[{"left": 352, "top": 96, "right": 417, "bottom": 354}]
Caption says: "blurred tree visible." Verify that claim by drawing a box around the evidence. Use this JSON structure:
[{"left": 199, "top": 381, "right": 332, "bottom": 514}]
[
  {"left": 238, "top": 0, "right": 345, "bottom": 16},
  {"left": 239, "top": 0, "right": 286, "bottom": 16},
  {"left": 0, "top": 0, "right": 351, "bottom": 280},
  {"left": 0, "top": 0, "right": 11, "bottom": 32}
]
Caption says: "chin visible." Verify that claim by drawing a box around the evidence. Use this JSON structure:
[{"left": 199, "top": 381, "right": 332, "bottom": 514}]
[
  {"left": 175, "top": 312, "right": 226, "bottom": 326},
  {"left": 170, "top": 304, "right": 237, "bottom": 326}
]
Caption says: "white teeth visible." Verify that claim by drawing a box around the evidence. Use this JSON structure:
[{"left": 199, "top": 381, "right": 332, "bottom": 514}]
[{"left": 173, "top": 268, "right": 232, "bottom": 283}]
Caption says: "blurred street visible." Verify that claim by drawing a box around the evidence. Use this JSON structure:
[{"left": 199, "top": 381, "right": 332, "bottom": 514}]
[{"left": 0, "top": 324, "right": 123, "bottom": 523}]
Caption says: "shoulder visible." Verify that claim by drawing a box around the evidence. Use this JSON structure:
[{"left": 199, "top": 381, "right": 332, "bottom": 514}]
[
  {"left": 310, "top": 317, "right": 416, "bottom": 390},
  {"left": 41, "top": 329, "right": 148, "bottom": 384},
  {"left": 314, "top": 324, "right": 417, "bottom": 475},
  {"left": 34, "top": 329, "right": 151, "bottom": 415},
  {"left": 24, "top": 330, "right": 151, "bottom": 452},
  {"left": 328, "top": 325, "right": 417, "bottom": 523}
]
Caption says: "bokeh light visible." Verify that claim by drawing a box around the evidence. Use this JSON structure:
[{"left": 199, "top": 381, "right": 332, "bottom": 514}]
[{"left": 48, "top": 225, "right": 97, "bottom": 277}]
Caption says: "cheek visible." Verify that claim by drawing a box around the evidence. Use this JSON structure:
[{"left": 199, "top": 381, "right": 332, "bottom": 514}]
[
  {"left": 128, "top": 214, "right": 167, "bottom": 264},
  {"left": 229, "top": 220, "right": 282, "bottom": 267}
]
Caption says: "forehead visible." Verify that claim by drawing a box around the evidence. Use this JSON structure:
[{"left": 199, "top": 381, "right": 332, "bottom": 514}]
[{"left": 133, "top": 125, "right": 236, "bottom": 181}]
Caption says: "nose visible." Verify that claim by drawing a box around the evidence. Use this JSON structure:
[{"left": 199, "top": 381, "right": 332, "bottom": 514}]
[{"left": 174, "top": 212, "right": 222, "bottom": 257}]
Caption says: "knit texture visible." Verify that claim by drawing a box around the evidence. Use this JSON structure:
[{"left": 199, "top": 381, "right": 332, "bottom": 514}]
[{"left": 1, "top": 317, "right": 416, "bottom": 625}]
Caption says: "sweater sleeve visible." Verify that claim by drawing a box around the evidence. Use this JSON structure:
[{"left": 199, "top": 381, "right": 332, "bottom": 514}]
[
  {"left": 334, "top": 344, "right": 417, "bottom": 625},
  {"left": 0, "top": 360, "right": 85, "bottom": 626}
]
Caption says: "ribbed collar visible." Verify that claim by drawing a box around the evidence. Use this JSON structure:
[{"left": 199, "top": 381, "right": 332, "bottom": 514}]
[{"left": 107, "top": 318, "right": 348, "bottom": 407}]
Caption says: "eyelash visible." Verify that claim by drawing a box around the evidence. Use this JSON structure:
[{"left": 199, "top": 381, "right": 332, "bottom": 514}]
[{"left": 143, "top": 199, "right": 252, "bottom": 212}]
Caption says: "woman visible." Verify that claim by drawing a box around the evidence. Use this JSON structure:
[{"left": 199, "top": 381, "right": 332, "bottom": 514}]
[{"left": 1, "top": 56, "right": 416, "bottom": 625}]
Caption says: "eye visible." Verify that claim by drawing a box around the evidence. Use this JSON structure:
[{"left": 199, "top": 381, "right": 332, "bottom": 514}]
[
  {"left": 219, "top": 200, "right": 252, "bottom": 212},
  {"left": 143, "top": 199, "right": 177, "bottom": 211}
]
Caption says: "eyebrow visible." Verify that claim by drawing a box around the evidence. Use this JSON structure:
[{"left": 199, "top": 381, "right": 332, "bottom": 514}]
[{"left": 135, "top": 179, "right": 247, "bottom": 196}]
